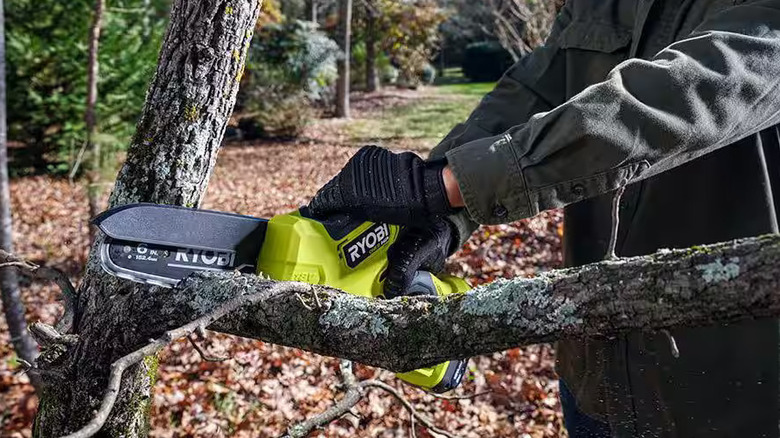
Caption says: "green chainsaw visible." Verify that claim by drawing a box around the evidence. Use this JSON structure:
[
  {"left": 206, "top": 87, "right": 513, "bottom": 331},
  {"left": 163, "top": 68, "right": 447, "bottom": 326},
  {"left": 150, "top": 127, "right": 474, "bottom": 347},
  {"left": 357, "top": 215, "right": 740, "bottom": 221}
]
[{"left": 93, "top": 203, "right": 470, "bottom": 393}]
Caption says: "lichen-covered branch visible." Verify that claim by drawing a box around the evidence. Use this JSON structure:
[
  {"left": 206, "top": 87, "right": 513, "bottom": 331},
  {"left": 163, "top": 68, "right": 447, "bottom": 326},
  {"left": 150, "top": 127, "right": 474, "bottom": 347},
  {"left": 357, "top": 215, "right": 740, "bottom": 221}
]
[{"left": 157, "top": 234, "right": 780, "bottom": 372}]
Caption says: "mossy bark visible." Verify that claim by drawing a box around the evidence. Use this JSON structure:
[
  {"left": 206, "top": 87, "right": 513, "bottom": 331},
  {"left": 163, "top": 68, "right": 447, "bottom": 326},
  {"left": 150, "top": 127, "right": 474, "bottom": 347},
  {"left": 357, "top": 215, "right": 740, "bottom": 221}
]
[{"left": 31, "top": 0, "right": 261, "bottom": 436}]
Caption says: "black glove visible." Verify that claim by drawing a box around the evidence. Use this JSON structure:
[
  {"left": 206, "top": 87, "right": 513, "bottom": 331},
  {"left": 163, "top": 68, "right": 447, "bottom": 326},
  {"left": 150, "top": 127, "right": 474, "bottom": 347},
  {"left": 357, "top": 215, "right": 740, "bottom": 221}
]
[
  {"left": 309, "top": 145, "right": 455, "bottom": 225},
  {"left": 384, "top": 218, "right": 457, "bottom": 299}
]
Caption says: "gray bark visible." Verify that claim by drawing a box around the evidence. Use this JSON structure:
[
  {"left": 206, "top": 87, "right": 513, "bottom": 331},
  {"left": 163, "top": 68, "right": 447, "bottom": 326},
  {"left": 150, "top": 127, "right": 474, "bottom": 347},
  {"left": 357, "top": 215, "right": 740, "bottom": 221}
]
[
  {"left": 98, "top": 233, "right": 780, "bottom": 374},
  {"left": 32, "top": 0, "right": 261, "bottom": 436},
  {"left": 365, "top": 0, "right": 379, "bottom": 92},
  {"left": 336, "top": 0, "right": 352, "bottom": 117},
  {"left": 0, "top": 0, "right": 39, "bottom": 374}
]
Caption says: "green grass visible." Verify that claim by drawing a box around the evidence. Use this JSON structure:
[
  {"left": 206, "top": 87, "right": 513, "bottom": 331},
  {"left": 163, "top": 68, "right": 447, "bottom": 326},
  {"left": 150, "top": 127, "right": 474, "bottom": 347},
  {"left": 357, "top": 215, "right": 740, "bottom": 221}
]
[
  {"left": 437, "top": 82, "right": 496, "bottom": 97},
  {"left": 347, "top": 81, "right": 495, "bottom": 151}
]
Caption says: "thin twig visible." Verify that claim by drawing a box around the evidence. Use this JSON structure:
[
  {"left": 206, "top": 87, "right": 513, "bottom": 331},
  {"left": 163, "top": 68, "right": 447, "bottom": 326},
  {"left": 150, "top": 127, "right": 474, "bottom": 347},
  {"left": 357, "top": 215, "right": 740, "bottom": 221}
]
[
  {"left": 295, "top": 293, "right": 314, "bottom": 311},
  {"left": 284, "top": 359, "right": 459, "bottom": 438},
  {"left": 605, "top": 185, "right": 626, "bottom": 261},
  {"left": 0, "top": 249, "right": 77, "bottom": 333},
  {"left": 188, "top": 336, "right": 229, "bottom": 363},
  {"left": 362, "top": 380, "right": 459, "bottom": 438},
  {"left": 59, "top": 280, "right": 311, "bottom": 438},
  {"left": 284, "top": 360, "right": 363, "bottom": 438},
  {"left": 69, "top": 140, "right": 90, "bottom": 182},
  {"left": 428, "top": 390, "right": 492, "bottom": 401},
  {"left": 311, "top": 286, "right": 322, "bottom": 309},
  {"left": 661, "top": 329, "right": 680, "bottom": 359}
]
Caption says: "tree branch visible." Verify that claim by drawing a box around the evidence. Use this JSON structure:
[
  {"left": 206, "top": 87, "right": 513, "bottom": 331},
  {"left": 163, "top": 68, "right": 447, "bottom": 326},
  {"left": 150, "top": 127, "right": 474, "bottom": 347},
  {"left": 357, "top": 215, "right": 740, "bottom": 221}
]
[
  {"left": 54, "top": 234, "right": 780, "bottom": 437},
  {"left": 284, "top": 360, "right": 364, "bottom": 438},
  {"left": 284, "top": 360, "right": 458, "bottom": 438},
  {"left": 0, "top": 249, "right": 77, "bottom": 332},
  {"left": 202, "top": 234, "right": 780, "bottom": 372}
]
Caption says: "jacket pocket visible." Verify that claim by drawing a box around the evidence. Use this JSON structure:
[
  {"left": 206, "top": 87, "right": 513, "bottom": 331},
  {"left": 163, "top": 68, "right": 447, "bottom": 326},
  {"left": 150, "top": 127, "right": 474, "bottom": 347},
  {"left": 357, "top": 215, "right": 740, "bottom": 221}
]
[
  {"left": 558, "top": 21, "right": 632, "bottom": 53},
  {"left": 556, "top": 21, "right": 632, "bottom": 98}
]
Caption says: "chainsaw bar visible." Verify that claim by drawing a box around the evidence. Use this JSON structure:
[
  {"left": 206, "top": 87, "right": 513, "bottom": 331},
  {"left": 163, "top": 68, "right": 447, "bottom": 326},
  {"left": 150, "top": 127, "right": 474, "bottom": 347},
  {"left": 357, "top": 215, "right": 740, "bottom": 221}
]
[{"left": 92, "top": 204, "right": 267, "bottom": 287}]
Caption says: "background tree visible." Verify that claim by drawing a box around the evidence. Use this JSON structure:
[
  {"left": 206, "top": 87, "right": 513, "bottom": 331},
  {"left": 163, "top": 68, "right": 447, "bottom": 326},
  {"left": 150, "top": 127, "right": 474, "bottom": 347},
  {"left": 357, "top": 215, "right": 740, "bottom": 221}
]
[
  {"left": 83, "top": 0, "right": 106, "bottom": 236},
  {"left": 335, "top": 0, "right": 352, "bottom": 117},
  {"left": 5, "top": 0, "right": 168, "bottom": 175},
  {"left": 0, "top": 0, "right": 39, "bottom": 386},
  {"left": 373, "top": 0, "right": 446, "bottom": 87},
  {"left": 436, "top": 0, "right": 495, "bottom": 70},
  {"left": 486, "top": 0, "right": 560, "bottom": 61},
  {"left": 308, "top": 0, "right": 318, "bottom": 23},
  {"left": 364, "top": 0, "right": 379, "bottom": 92}
]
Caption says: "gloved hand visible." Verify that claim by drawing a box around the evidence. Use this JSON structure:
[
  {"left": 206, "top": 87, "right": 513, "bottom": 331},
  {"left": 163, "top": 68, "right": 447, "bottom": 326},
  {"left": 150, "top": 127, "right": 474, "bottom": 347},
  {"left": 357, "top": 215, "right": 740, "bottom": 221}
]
[
  {"left": 309, "top": 145, "right": 455, "bottom": 225},
  {"left": 384, "top": 218, "right": 457, "bottom": 299}
]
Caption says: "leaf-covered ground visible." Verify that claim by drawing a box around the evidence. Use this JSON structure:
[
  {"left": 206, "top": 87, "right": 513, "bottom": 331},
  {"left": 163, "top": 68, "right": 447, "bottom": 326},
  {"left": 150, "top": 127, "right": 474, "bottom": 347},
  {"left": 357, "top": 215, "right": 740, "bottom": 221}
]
[{"left": 0, "top": 85, "right": 566, "bottom": 437}]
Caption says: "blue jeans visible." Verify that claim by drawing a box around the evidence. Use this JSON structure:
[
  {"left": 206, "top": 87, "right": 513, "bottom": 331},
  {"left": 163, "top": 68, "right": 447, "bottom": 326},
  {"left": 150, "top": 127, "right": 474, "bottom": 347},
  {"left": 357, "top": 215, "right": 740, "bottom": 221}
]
[{"left": 560, "top": 380, "right": 612, "bottom": 438}]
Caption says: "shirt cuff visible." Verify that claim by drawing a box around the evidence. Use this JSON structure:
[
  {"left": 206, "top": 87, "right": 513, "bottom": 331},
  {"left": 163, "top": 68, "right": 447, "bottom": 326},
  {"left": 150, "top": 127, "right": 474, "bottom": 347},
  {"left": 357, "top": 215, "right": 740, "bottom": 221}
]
[
  {"left": 445, "top": 210, "right": 479, "bottom": 252},
  {"left": 445, "top": 134, "right": 533, "bottom": 225}
]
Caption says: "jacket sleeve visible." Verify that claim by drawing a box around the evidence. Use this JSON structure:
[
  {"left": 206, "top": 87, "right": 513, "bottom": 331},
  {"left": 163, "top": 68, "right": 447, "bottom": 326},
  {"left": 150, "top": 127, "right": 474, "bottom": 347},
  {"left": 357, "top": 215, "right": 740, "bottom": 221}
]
[
  {"left": 447, "top": 0, "right": 780, "bottom": 225},
  {"left": 429, "top": 4, "right": 573, "bottom": 244}
]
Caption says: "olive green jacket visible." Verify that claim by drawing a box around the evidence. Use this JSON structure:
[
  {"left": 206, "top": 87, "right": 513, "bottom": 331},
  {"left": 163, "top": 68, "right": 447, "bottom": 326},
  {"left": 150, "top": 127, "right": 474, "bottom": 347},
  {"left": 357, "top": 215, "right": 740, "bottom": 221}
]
[{"left": 431, "top": 0, "right": 780, "bottom": 436}]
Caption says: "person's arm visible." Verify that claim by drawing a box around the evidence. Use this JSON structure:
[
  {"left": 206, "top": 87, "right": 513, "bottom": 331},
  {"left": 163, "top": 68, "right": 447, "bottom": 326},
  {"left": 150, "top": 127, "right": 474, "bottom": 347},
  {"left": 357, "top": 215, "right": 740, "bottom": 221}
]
[
  {"left": 448, "top": 1, "right": 780, "bottom": 225},
  {"left": 431, "top": 4, "right": 574, "bottom": 244}
]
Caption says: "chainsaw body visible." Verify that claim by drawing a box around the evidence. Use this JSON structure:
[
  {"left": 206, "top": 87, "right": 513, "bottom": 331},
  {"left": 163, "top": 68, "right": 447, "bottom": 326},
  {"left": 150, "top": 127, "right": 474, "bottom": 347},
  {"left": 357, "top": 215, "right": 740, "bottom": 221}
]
[
  {"left": 93, "top": 204, "right": 469, "bottom": 393},
  {"left": 258, "top": 211, "right": 469, "bottom": 392}
]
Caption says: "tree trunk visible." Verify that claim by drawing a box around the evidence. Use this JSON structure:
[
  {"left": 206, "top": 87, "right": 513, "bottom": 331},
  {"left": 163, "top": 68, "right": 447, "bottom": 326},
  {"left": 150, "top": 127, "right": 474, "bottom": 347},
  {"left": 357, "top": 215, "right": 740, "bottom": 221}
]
[
  {"left": 335, "top": 0, "right": 352, "bottom": 118},
  {"left": 0, "top": 0, "right": 40, "bottom": 379},
  {"left": 32, "top": 0, "right": 261, "bottom": 436},
  {"left": 365, "top": 0, "right": 378, "bottom": 92},
  {"left": 309, "top": 0, "right": 317, "bottom": 22},
  {"left": 85, "top": 0, "right": 105, "bottom": 239}
]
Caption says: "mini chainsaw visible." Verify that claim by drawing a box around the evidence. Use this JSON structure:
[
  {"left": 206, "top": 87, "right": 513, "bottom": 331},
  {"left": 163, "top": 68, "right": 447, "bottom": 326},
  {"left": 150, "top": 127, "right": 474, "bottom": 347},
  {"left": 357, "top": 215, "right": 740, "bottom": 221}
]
[{"left": 92, "top": 203, "right": 469, "bottom": 393}]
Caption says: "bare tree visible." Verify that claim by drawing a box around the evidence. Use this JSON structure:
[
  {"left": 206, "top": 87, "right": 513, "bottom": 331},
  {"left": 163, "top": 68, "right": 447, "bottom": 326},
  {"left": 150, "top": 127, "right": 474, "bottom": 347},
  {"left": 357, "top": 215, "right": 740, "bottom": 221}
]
[
  {"left": 487, "top": 0, "right": 559, "bottom": 61},
  {"left": 336, "top": 0, "right": 352, "bottom": 117},
  {"left": 0, "top": 0, "right": 40, "bottom": 385},
  {"left": 85, "top": 0, "right": 106, "bottom": 238},
  {"left": 308, "top": 0, "right": 318, "bottom": 22},
  {"left": 365, "top": 0, "right": 379, "bottom": 92}
]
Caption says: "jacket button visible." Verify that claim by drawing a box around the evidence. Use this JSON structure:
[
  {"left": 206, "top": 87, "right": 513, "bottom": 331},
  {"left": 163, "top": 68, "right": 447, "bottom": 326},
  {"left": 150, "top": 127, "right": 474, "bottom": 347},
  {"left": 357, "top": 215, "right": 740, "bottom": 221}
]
[
  {"left": 571, "top": 183, "right": 585, "bottom": 197},
  {"left": 493, "top": 204, "right": 508, "bottom": 219}
]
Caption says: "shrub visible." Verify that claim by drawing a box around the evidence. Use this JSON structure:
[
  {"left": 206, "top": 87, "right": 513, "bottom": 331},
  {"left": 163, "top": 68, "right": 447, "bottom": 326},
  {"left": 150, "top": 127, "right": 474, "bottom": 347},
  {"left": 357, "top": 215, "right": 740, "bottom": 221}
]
[
  {"left": 421, "top": 63, "right": 437, "bottom": 85},
  {"left": 237, "top": 20, "right": 339, "bottom": 139},
  {"left": 369, "top": 0, "right": 446, "bottom": 88},
  {"left": 461, "top": 41, "right": 514, "bottom": 82},
  {"left": 381, "top": 65, "right": 399, "bottom": 86}
]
